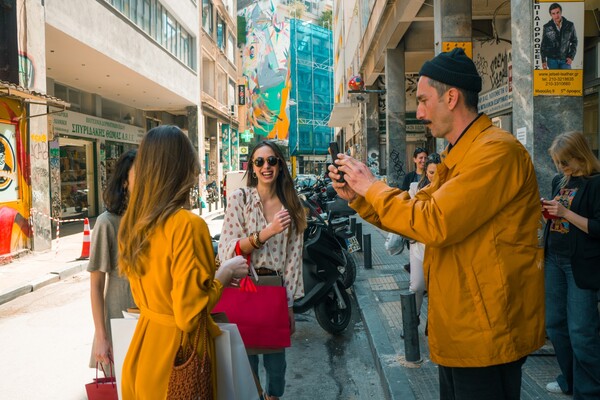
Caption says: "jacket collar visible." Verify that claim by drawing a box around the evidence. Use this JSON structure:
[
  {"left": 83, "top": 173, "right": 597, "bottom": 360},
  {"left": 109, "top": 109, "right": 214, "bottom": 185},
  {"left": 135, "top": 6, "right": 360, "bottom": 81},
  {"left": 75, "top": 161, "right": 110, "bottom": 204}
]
[{"left": 441, "top": 114, "right": 493, "bottom": 169}]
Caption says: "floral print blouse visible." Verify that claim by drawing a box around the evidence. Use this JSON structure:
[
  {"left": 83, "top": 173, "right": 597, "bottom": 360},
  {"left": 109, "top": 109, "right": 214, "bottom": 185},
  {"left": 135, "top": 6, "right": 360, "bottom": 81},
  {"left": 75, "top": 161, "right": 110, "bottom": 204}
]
[{"left": 218, "top": 187, "right": 304, "bottom": 306}]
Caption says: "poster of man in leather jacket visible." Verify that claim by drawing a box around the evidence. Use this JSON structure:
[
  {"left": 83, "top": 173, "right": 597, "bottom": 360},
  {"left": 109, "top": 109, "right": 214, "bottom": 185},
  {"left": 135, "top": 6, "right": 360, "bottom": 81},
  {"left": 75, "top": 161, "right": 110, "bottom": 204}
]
[{"left": 541, "top": 2, "right": 579, "bottom": 70}]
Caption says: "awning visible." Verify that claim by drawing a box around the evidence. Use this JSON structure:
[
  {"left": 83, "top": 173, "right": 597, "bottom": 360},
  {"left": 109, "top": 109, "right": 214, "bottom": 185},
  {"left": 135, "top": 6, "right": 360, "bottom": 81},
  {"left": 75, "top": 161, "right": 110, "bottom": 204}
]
[
  {"left": 327, "top": 103, "right": 359, "bottom": 127},
  {"left": 0, "top": 80, "right": 70, "bottom": 108}
]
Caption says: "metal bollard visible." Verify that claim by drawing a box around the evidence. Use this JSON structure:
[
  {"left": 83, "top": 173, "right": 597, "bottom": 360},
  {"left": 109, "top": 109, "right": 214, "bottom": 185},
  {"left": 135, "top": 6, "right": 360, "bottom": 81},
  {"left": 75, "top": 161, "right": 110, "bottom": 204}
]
[
  {"left": 363, "top": 233, "right": 372, "bottom": 269},
  {"left": 400, "top": 290, "right": 422, "bottom": 363},
  {"left": 350, "top": 217, "right": 356, "bottom": 235},
  {"left": 356, "top": 222, "right": 363, "bottom": 251}
]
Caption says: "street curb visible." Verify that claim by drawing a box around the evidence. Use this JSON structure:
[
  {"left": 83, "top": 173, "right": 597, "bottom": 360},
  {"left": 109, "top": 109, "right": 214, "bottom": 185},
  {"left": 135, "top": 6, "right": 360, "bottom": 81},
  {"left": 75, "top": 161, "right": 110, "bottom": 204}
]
[
  {"left": 0, "top": 285, "right": 33, "bottom": 306},
  {"left": 0, "top": 261, "right": 88, "bottom": 306},
  {"left": 354, "top": 279, "right": 416, "bottom": 400}
]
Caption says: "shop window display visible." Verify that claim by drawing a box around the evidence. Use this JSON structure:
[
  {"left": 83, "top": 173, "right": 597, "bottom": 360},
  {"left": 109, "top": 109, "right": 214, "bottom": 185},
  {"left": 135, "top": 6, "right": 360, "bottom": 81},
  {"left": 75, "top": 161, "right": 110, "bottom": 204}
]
[{"left": 60, "top": 144, "right": 90, "bottom": 216}]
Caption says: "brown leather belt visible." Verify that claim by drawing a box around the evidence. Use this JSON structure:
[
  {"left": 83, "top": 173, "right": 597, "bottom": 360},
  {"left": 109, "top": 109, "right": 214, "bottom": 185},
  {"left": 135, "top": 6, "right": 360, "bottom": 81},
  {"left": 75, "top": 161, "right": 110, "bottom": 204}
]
[{"left": 255, "top": 267, "right": 277, "bottom": 276}]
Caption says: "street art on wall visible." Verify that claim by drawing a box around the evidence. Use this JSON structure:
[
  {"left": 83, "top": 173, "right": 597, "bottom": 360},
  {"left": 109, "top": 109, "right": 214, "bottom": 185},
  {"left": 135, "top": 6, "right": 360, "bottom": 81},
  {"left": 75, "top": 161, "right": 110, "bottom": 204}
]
[
  {"left": 0, "top": 123, "right": 19, "bottom": 202},
  {"left": 0, "top": 100, "right": 32, "bottom": 257},
  {"left": 240, "top": 0, "right": 291, "bottom": 140}
]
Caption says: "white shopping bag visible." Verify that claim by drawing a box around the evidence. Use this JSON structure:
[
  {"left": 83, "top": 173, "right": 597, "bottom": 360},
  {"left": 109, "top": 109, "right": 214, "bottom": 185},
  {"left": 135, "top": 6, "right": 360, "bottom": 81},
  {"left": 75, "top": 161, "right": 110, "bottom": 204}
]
[
  {"left": 110, "top": 318, "right": 138, "bottom": 400},
  {"left": 216, "top": 323, "right": 260, "bottom": 400}
]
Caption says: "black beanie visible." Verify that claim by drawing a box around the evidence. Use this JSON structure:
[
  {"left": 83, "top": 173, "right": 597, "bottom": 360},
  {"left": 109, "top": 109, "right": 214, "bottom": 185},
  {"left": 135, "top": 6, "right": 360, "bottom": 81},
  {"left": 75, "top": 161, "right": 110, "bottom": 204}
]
[{"left": 419, "top": 48, "right": 482, "bottom": 93}]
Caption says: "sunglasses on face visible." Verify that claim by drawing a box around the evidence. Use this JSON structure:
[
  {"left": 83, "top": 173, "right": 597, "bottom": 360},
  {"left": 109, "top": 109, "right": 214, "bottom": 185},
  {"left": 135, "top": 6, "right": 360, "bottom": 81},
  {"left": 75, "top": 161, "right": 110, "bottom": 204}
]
[{"left": 252, "top": 156, "right": 280, "bottom": 167}]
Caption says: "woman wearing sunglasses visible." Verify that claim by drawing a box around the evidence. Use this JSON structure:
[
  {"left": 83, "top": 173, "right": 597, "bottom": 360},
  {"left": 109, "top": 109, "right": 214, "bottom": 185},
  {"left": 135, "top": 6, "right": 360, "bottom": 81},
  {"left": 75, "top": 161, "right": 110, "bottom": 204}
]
[
  {"left": 218, "top": 141, "right": 307, "bottom": 400},
  {"left": 541, "top": 131, "right": 600, "bottom": 397}
]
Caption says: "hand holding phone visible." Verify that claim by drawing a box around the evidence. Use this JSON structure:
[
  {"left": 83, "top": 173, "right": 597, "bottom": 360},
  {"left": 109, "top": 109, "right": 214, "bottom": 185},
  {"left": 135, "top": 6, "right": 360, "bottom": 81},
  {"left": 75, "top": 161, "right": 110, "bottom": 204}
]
[{"left": 329, "top": 142, "right": 345, "bottom": 183}]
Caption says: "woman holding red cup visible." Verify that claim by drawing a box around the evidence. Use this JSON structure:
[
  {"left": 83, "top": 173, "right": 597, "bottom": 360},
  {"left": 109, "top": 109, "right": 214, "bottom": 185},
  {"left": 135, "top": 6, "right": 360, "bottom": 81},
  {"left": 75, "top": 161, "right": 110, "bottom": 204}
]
[{"left": 542, "top": 131, "right": 600, "bottom": 397}]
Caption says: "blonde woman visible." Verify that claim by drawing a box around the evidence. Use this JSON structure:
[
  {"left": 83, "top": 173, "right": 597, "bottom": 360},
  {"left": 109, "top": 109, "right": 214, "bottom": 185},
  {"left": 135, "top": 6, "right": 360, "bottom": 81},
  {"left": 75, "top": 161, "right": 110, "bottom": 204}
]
[
  {"left": 118, "top": 125, "right": 249, "bottom": 399},
  {"left": 542, "top": 131, "right": 600, "bottom": 397}
]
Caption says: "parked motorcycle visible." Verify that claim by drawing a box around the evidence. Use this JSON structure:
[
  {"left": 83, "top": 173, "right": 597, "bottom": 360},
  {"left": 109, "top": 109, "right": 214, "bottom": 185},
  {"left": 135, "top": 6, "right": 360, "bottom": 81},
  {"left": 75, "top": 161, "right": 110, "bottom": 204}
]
[{"left": 293, "top": 209, "right": 352, "bottom": 334}]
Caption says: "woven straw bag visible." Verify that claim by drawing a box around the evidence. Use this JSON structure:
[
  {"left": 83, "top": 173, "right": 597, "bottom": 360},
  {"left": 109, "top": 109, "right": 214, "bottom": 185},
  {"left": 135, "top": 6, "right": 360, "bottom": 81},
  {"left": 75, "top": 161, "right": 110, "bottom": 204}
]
[{"left": 167, "top": 308, "right": 213, "bottom": 399}]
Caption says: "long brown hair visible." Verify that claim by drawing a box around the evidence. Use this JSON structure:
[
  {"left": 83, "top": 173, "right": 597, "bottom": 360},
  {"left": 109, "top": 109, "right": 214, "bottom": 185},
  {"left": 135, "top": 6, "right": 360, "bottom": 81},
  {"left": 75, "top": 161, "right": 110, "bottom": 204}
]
[
  {"left": 549, "top": 131, "right": 600, "bottom": 187},
  {"left": 246, "top": 141, "right": 307, "bottom": 233},
  {"left": 119, "top": 125, "right": 200, "bottom": 277}
]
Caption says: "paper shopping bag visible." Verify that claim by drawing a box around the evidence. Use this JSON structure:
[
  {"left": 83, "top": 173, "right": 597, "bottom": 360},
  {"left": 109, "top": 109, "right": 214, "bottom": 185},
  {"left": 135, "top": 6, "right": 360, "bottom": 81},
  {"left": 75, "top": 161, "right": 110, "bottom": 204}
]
[
  {"left": 85, "top": 363, "right": 118, "bottom": 400},
  {"left": 216, "top": 323, "right": 260, "bottom": 400},
  {"left": 212, "top": 286, "right": 290, "bottom": 348}
]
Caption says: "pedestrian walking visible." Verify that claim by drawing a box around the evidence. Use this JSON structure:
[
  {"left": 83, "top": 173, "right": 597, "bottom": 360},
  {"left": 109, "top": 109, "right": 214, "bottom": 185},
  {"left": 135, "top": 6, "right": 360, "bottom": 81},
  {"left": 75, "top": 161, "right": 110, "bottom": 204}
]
[
  {"left": 542, "top": 131, "right": 600, "bottom": 398},
  {"left": 117, "top": 125, "right": 249, "bottom": 399},
  {"left": 88, "top": 149, "right": 137, "bottom": 374},
  {"left": 328, "top": 48, "right": 545, "bottom": 400}
]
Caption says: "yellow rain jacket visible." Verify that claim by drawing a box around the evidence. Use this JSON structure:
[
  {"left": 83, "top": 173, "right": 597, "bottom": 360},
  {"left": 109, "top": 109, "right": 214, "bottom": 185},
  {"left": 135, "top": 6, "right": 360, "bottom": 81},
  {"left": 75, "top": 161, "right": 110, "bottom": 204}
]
[{"left": 352, "top": 114, "right": 545, "bottom": 367}]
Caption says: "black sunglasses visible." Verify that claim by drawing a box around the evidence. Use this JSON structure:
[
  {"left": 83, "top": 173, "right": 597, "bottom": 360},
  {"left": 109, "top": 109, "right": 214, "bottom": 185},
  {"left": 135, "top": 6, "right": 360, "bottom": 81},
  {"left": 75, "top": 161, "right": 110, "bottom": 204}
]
[{"left": 253, "top": 156, "right": 280, "bottom": 167}]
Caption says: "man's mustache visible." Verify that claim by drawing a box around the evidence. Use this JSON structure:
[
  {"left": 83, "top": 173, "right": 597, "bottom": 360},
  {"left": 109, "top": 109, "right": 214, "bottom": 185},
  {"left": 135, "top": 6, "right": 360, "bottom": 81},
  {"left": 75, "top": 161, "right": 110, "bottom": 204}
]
[{"left": 418, "top": 119, "right": 432, "bottom": 125}]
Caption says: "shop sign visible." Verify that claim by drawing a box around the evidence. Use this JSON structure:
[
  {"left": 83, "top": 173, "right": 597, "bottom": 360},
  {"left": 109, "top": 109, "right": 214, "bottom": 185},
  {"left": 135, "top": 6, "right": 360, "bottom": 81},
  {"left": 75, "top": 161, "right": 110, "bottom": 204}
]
[
  {"left": 51, "top": 110, "right": 145, "bottom": 144},
  {"left": 478, "top": 85, "right": 513, "bottom": 115}
]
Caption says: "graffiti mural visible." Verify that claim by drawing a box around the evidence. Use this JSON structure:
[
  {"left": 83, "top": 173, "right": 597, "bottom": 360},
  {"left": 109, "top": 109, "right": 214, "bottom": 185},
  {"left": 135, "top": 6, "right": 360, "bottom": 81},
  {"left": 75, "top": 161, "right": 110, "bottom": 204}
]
[
  {"left": 0, "top": 100, "right": 32, "bottom": 256},
  {"left": 240, "top": 0, "right": 291, "bottom": 139}
]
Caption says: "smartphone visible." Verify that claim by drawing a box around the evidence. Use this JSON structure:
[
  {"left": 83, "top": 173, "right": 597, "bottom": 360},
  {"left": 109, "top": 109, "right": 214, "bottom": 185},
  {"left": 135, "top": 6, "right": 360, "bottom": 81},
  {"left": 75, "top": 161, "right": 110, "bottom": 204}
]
[{"left": 328, "top": 142, "right": 345, "bottom": 183}]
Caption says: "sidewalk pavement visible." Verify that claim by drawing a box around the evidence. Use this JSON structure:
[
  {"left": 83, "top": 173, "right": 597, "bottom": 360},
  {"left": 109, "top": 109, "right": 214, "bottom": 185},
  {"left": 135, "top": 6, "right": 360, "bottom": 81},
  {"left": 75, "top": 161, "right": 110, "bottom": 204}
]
[
  {"left": 350, "top": 218, "right": 565, "bottom": 400},
  {"left": 0, "top": 208, "right": 225, "bottom": 306}
]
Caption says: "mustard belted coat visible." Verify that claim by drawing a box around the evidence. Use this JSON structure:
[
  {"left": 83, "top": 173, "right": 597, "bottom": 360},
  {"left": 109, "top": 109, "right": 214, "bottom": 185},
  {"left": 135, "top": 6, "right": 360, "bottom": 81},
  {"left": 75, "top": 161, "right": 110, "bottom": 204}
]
[
  {"left": 352, "top": 115, "right": 545, "bottom": 367},
  {"left": 121, "top": 209, "right": 223, "bottom": 399}
]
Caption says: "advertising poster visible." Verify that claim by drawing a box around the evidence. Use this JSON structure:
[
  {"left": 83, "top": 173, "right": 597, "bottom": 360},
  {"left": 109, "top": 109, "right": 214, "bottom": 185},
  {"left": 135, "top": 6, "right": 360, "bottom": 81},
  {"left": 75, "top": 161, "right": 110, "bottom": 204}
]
[{"left": 533, "top": 0, "right": 584, "bottom": 96}]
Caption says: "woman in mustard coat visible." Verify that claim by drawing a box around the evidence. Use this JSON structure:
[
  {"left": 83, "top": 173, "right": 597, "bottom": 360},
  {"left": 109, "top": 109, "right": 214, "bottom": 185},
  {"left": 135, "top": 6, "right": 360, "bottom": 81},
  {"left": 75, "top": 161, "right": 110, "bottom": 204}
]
[{"left": 118, "top": 125, "right": 249, "bottom": 399}]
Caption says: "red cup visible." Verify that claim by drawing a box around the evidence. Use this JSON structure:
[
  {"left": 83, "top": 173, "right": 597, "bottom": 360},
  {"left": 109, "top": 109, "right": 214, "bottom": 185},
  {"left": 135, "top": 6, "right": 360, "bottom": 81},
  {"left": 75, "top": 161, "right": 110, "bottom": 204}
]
[
  {"left": 542, "top": 209, "right": 558, "bottom": 220},
  {"left": 541, "top": 200, "right": 559, "bottom": 220}
]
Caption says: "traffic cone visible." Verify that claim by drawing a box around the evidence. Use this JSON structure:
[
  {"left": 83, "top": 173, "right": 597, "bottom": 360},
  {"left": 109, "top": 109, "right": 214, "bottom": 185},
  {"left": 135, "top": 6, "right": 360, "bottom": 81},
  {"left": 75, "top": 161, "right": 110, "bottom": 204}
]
[{"left": 78, "top": 218, "right": 91, "bottom": 260}]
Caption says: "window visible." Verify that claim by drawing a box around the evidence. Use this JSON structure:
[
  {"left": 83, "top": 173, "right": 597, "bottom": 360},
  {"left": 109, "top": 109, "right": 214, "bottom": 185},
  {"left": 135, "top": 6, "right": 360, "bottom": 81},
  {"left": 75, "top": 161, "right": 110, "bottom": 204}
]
[
  {"left": 202, "top": 0, "right": 213, "bottom": 35},
  {"left": 217, "top": 15, "right": 226, "bottom": 51},
  {"left": 227, "top": 30, "right": 235, "bottom": 62},
  {"left": 102, "top": 0, "right": 195, "bottom": 69}
]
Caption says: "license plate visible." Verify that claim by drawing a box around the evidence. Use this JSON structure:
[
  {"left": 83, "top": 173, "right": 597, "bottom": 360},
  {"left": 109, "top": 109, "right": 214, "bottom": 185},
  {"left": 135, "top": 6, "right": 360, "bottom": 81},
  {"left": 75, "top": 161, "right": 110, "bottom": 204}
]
[{"left": 345, "top": 236, "right": 360, "bottom": 253}]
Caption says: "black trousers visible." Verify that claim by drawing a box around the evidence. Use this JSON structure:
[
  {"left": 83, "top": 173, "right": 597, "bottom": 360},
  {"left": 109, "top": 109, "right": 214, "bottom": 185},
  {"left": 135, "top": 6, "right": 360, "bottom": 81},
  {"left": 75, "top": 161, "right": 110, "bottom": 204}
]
[{"left": 438, "top": 356, "right": 527, "bottom": 400}]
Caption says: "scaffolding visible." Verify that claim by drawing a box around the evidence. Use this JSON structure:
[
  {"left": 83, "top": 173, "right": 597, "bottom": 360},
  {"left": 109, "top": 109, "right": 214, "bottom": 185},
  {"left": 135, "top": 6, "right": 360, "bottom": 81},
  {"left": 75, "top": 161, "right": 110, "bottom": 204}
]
[{"left": 288, "top": 19, "right": 334, "bottom": 156}]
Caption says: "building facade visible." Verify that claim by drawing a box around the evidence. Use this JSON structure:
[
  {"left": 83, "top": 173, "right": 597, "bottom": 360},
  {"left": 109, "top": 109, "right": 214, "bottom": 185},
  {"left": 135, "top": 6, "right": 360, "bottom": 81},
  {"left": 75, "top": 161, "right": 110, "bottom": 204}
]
[
  {"left": 0, "top": 0, "right": 201, "bottom": 256},
  {"left": 201, "top": 0, "right": 239, "bottom": 205}
]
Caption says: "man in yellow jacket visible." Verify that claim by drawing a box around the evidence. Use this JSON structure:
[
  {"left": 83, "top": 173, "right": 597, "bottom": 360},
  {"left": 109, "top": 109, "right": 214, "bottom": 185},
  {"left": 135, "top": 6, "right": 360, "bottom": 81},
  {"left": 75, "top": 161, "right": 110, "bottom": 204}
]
[{"left": 329, "top": 48, "right": 545, "bottom": 399}]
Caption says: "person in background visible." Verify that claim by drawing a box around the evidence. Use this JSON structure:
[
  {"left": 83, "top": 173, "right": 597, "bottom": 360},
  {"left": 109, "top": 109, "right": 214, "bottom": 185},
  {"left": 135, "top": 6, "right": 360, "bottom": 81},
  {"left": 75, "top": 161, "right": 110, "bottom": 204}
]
[
  {"left": 88, "top": 149, "right": 137, "bottom": 374},
  {"left": 118, "top": 126, "right": 249, "bottom": 399},
  {"left": 541, "top": 131, "right": 600, "bottom": 398},
  {"left": 401, "top": 147, "right": 429, "bottom": 191},
  {"left": 400, "top": 147, "right": 429, "bottom": 273},
  {"left": 406, "top": 153, "right": 442, "bottom": 323},
  {"left": 329, "top": 48, "right": 545, "bottom": 399},
  {"left": 218, "top": 141, "right": 306, "bottom": 400}
]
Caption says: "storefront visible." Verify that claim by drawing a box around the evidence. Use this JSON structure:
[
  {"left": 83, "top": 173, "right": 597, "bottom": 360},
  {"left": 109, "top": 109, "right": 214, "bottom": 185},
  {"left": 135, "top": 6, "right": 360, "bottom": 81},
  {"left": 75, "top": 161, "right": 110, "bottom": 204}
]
[{"left": 51, "top": 110, "right": 144, "bottom": 218}]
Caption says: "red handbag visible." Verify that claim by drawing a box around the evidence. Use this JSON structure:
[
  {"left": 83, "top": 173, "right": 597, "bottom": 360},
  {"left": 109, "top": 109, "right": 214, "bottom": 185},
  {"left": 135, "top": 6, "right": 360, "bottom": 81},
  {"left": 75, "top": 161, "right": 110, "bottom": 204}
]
[
  {"left": 213, "top": 242, "right": 291, "bottom": 348},
  {"left": 85, "top": 362, "right": 118, "bottom": 400}
]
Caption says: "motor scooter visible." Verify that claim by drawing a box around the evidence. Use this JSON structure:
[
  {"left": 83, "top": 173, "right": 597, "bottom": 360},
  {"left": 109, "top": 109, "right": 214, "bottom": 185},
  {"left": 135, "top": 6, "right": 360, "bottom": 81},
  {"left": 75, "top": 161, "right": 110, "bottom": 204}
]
[{"left": 293, "top": 216, "right": 352, "bottom": 334}]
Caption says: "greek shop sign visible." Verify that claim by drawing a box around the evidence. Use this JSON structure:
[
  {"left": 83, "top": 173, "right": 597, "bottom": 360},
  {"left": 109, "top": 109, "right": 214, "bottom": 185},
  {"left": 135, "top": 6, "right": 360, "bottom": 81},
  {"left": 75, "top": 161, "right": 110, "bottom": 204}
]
[
  {"left": 478, "top": 85, "right": 512, "bottom": 115},
  {"left": 51, "top": 111, "right": 145, "bottom": 144}
]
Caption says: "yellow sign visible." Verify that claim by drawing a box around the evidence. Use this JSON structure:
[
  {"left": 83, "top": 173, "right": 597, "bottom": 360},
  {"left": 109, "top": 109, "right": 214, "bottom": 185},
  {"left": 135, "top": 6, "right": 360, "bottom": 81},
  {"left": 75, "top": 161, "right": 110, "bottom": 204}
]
[
  {"left": 533, "top": 70, "right": 582, "bottom": 96},
  {"left": 441, "top": 41, "right": 473, "bottom": 58},
  {"left": 239, "top": 146, "right": 248, "bottom": 155}
]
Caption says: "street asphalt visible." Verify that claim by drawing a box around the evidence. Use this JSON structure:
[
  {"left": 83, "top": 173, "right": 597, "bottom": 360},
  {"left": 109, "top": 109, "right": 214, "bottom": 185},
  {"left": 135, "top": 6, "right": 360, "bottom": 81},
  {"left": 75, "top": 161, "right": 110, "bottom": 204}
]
[{"left": 0, "top": 208, "right": 567, "bottom": 400}]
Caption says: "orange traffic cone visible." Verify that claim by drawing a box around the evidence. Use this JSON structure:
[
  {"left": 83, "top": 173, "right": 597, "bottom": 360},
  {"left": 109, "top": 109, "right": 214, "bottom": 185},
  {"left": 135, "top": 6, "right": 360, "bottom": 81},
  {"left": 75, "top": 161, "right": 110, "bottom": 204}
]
[{"left": 78, "top": 218, "right": 91, "bottom": 260}]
